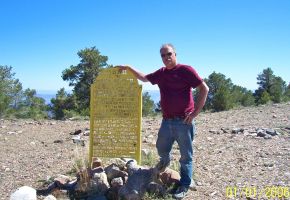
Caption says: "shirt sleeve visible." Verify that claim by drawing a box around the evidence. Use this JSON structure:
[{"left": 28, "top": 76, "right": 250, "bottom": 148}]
[
  {"left": 145, "top": 68, "right": 162, "bottom": 85},
  {"left": 183, "top": 66, "right": 203, "bottom": 88}
]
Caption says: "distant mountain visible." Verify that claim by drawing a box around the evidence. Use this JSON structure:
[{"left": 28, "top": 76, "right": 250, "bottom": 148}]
[{"left": 36, "top": 90, "right": 160, "bottom": 105}]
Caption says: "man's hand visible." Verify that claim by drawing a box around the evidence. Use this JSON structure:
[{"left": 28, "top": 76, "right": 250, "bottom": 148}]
[
  {"left": 116, "top": 65, "right": 148, "bottom": 82},
  {"left": 184, "top": 112, "right": 195, "bottom": 124},
  {"left": 184, "top": 81, "right": 209, "bottom": 124}
]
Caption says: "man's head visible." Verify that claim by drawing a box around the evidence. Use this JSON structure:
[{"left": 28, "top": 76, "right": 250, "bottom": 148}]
[{"left": 160, "top": 44, "right": 177, "bottom": 69}]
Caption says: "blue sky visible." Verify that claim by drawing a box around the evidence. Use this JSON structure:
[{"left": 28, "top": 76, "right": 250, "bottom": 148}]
[{"left": 1, "top": 0, "right": 289, "bottom": 94}]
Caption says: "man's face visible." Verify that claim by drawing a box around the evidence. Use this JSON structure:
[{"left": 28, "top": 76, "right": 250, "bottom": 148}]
[{"left": 160, "top": 46, "right": 177, "bottom": 68}]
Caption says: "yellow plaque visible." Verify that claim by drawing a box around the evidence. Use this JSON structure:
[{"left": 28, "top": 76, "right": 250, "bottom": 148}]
[{"left": 89, "top": 67, "right": 142, "bottom": 164}]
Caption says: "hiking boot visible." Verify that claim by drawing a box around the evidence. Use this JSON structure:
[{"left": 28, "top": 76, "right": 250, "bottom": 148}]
[{"left": 172, "top": 186, "right": 189, "bottom": 199}]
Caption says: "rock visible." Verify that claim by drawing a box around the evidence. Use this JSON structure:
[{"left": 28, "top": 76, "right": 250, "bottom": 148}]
[
  {"left": 257, "top": 130, "right": 266, "bottom": 137},
  {"left": 91, "top": 157, "right": 102, "bottom": 168},
  {"left": 221, "top": 128, "right": 230, "bottom": 133},
  {"left": 54, "top": 174, "right": 71, "bottom": 184},
  {"left": 266, "top": 129, "right": 277, "bottom": 136},
  {"left": 53, "top": 139, "right": 63, "bottom": 144},
  {"left": 72, "top": 135, "right": 85, "bottom": 146},
  {"left": 209, "top": 191, "right": 217, "bottom": 196},
  {"left": 111, "top": 177, "right": 124, "bottom": 187},
  {"left": 119, "top": 167, "right": 160, "bottom": 199},
  {"left": 107, "top": 158, "right": 126, "bottom": 169},
  {"left": 159, "top": 168, "right": 180, "bottom": 186},
  {"left": 263, "top": 135, "right": 272, "bottom": 139},
  {"left": 7, "top": 131, "right": 17, "bottom": 135},
  {"left": 87, "top": 195, "right": 107, "bottom": 200},
  {"left": 232, "top": 128, "right": 244, "bottom": 134},
  {"left": 105, "top": 163, "right": 128, "bottom": 181},
  {"left": 83, "top": 130, "right": 90, "bottom": 136},
  {"left": 209, "top": 129, "right": 219, "bottom": 134},
  {"left": 125, "top": 160, "right": 141, "bottom": 175},
  {"left": 43, "top": 195, "right": 57, "bottom": 200},
  {"left": 89, "top": 172, "right": 110, "bottom": 194},
  {"left": 10, "top": 186, "right": 37, "bottom": 200},
  {"left": 70, "top": 129, "right": 82, "bottom": 135},
  {"left": 146, "top": 182, "right": 166, "bottom": 197},
  {"left": 106, "top": 186, "right": 122, "bottom": 200},
  {"left": 264, "top": 162, "right": 274, "bottom": 167}
]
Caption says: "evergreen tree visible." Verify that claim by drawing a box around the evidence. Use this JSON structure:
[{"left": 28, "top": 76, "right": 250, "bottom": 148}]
[
  {"left": 0, "top": 66, "right": 16, "bottom": 115},
  {"left": 50, "top": 88, "right": 77, "bottom": 119},
  {"left": 269, "top": 76, "right": 286, "bottom": 103},
  {"left": 62, "top": 47, "right": 110, "bottom": 112},
  {"left": 15, "top": 89, "right": 48, "bottom": 119},
  {"left": 204, "top": 72, "right": 234, "bottom": 111},
  {"left": 255, "top": 68, "right": 287, "bottom": 104},
  {"left": 142, "top": 92, "right": 155, "bottom": 116}
]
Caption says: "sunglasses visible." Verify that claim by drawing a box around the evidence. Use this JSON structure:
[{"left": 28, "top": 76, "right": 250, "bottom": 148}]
[{"left": 161, "top": 52, "right": 173, "bottom": 58}]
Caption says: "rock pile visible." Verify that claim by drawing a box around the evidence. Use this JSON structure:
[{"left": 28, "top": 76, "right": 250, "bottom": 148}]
[
  {"left": 12, "top": 158, "right": 181, "bottom": 200},
  {"left": 209, "top": 127, "right": 286, "bottom": 139}
]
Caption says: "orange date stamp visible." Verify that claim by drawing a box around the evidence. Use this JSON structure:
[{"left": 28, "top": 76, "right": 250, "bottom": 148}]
[{"left": 226, "top": 186, "right": 290, "bottom": 199}]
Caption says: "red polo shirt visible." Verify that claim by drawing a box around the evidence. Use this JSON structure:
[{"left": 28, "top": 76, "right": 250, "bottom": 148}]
[{"left": 145, "top": 64, "right": 203, "bottom": 119}]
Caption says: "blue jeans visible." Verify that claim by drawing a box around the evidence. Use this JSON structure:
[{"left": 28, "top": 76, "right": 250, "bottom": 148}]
[{"left": 156, "top": 118, "right": 195, "bottom": 187}]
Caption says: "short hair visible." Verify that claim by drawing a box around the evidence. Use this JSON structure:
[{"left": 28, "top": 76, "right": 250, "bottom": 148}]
[{"left": 160, "top": 43, "right": 176, "bottom": 53}]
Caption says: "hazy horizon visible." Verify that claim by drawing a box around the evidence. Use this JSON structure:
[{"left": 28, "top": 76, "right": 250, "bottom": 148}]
[{"left": 37, "top": 89, "right": 161, "bottom": 104}]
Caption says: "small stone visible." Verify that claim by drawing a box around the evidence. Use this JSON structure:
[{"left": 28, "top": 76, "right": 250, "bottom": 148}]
[
  {"left": 263, "top": 135, "right": 272, "bottom": 139},
  {"left": 7, "top": 131, "right": 17, "bottom": 135},
  {"left": 83, "top": 130, "right": 90, "bottom": 136},
  {"left": 91, "top": 157, "right": 102, "bottom": 168},
  {"left": 232, "top": 128, "right": 243, "bottom": 134},
  {"left": 257, "top": 131, "right": 266, "bottom": 137},
  {"left": 44, "top": 195, "right": 57, "bottom": 200},
  {"left": 111, "top": 177, "right": 123, "bottom": 187},
  {"left": 196, "top": 181, "right": 203, "bottom": 186},
  {"left": 10, "top": 186, "right": 37, "bottom": 200},
  {"left": 209, "top": 130, "right": 219, "bottom": 134},
  {"left": 264, "top": 162, "right": 274, "bottom": 167},
  {"left": 210, "top": 191, "right": 217, "bottom": 196},
  {"left": 266, "top": 129, "right": 277, "bottom": 136},
  {"left": 53, "top": 139, "right": 63, "bottom": 143}
]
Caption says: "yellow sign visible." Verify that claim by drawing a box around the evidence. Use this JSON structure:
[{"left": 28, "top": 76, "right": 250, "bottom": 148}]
[{"left": 89, "top": 67, "right": 142, "bottom": 164}]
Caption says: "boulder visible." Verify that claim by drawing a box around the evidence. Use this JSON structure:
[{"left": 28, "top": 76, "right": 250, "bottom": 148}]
[{"left": 10, "top": 186, "right": 36, "bottom": 200}]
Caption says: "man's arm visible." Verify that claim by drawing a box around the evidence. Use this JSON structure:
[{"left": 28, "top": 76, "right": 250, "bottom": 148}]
[
  {"left": 184, "top": 81, "right": 209, "bottom": 124},
  {"left": 119, "top": 66, "right": 148, "bottom": 82}
]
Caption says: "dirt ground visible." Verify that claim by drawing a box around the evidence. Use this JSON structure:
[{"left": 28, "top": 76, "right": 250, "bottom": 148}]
[{"left": 0, "top": 102, "right": 289, "bottom": 200}]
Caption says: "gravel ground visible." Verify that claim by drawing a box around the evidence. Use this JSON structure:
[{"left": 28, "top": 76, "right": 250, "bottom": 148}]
[{"left": 0, "top": 102, "right": 289, "bottom": 200}]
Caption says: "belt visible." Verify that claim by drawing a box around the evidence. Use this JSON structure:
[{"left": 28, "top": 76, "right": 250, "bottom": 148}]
[{"left": 163, "top": 116, "right": 185, "bottom": 120}]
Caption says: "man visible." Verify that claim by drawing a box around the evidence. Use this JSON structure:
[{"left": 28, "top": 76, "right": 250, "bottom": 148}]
[{"left": 120, "top": 44, "right": 209, "bottom": 199}]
